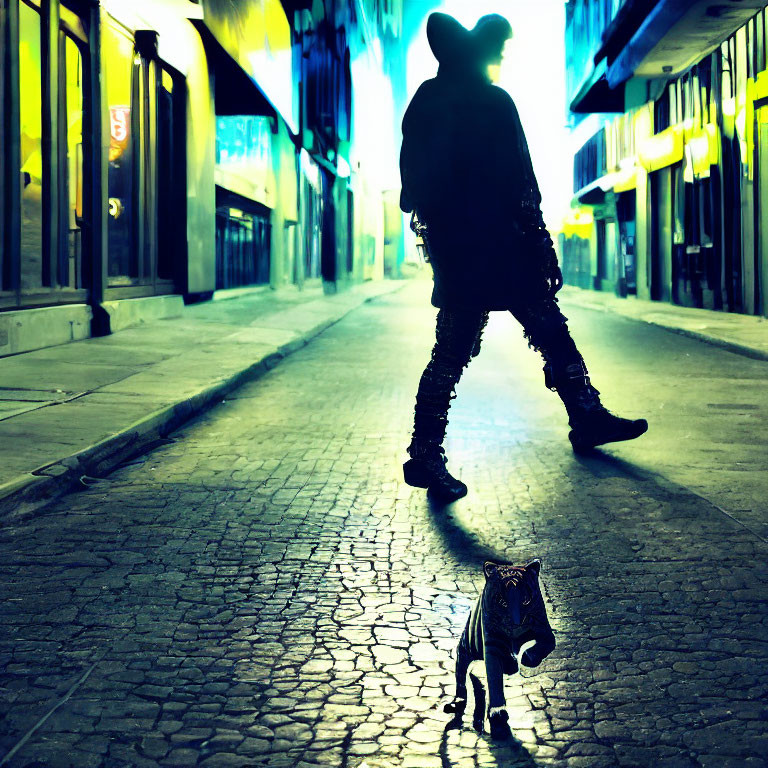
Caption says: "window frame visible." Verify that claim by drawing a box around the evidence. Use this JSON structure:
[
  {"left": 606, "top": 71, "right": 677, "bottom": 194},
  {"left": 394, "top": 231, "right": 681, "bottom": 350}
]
[
  {"left": 103, "top": 18, "right": 177, "bottom": 297},
  {"left": 0, "top": 0, "right": 91, "bottom": 311}
]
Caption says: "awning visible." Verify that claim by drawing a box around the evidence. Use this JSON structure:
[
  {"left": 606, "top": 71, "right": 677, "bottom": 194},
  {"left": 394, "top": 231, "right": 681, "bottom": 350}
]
[
  {"left": 194, "top": 0, "right": 297, "bottom": 133},
  {"left": 193, "top": 22, "right": 278, "bottom": 119},
  {"left": 608, "top": 0, "right": 768, "bottom": 88},
  {"left": 574, "top": 164, "right": 638, "bottom": 203},
  {"left": 569, "top": 58, "right": 626, "bottom": 114},
  {"left": 574, "top": 178, "right": 607, "bottom": 205}
]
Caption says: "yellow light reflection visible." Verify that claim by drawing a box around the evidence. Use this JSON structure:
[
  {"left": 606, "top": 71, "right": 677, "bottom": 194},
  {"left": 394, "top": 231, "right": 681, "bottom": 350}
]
[{"left": 19, "top": 3, "right": 42, "bottom": 181}]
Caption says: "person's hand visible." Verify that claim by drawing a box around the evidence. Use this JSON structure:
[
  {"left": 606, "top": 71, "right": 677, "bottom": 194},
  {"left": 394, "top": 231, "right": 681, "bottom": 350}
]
[
  {"left": 548, "top": 263, "right": 563, "bottom": 296},
  {"left": 537, "top": 240, "right": 562, "bottom": 297}
]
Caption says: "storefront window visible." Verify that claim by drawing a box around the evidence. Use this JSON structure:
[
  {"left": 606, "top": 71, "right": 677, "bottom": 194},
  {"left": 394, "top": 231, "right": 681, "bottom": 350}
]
[
  {"left": 19, "top": 0, "right": 44, "bottom": 293},
  {"left": 104, "top": 18, "right": 136, "bottom": 283},
  {"left": 215, "top": 189, "right": 271, "bottom": 289},
  {"left": 63, "top": 35, "right": 84, "bottom": 288}
]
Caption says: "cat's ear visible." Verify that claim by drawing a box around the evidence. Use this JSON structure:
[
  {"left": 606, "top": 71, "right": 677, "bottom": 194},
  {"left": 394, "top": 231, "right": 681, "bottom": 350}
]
[
  {"left": 525, "top": 558, "right": 541, "bottom": 576},
  {"left": 483, "top": 561, "right": 498, "bottom": 579}
]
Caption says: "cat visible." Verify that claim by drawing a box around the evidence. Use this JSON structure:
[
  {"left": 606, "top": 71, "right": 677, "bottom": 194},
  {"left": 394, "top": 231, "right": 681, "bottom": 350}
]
[{"left": 444, "top": 559, "right": 556, "bottom": 740}]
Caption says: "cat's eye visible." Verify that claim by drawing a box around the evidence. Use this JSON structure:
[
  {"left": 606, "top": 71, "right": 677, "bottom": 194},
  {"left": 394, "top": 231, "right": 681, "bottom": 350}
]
[{"left": 522, "top": 591, "right": 532, "bottom": 606}]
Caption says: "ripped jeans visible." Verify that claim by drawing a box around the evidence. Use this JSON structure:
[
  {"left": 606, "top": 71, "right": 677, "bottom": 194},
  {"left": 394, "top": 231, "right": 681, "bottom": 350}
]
[{"left": 408, "top": 298, "right": 585, "bottom": 455}]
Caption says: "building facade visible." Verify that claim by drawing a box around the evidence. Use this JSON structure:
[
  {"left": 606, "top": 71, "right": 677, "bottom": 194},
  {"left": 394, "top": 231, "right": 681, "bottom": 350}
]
[
  {"left": 0, "top": 0, "right": 404, "bottom": 356},
  {"left": 563, "top": 0, "right": 768, "bottom": 315}
]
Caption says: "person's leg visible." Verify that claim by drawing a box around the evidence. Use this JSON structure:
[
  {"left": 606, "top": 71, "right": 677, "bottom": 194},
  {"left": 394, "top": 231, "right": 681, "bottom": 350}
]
[
  {"left": 511, "top": 298, "right": 647, "bottom": 451},
  {"left": 404, "top": 307, "right": 489, "bottom": 500},
  {"left": 512, "top": 297, "right": 583, "bottom": 385}
]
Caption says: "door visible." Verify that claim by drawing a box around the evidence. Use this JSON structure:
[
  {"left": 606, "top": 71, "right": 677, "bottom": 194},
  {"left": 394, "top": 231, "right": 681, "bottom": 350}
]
[
  {"left": 617, "top": 191, "right": 636, "bottom": 296},
  {"left": 156, "top": 68, "right": 185, "bottom": 286},
  {"left": 757, "top": 107, "right": 768, "bottom": 316},
  {"left": 595, "top": 219, "right": 606, "bottom": 291},
  {"left": 649, "top": 168, "right": 672, "bottom": 302},
  {"left": 721, "top": 134, "right": 743, "bottom": 312}
]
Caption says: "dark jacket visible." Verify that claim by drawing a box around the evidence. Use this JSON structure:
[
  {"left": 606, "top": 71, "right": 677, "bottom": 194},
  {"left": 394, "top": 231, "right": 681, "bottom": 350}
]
[{"left": 400, "top": 16, "right": 554, "bottom": 310}]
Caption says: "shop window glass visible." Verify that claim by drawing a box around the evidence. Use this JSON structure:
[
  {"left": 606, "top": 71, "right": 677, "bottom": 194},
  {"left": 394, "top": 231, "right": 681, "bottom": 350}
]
[
  {"left": 215, "top": 201, "right": 271, "bottom": 289},
  {"left": 157, "top": 70, "right": 174, "bottom": 281},
  {"left": 19, "top": 1, "right": 44, "bottom": 293},
  {"left": 63, "top": 35, "right": 84, "bottom": 287},
  {"left": 156, "top": 66, "right": 186, "bottom": 287},
  {"left": 104, "top": 19, "right": 136, "bottom": 282},
  {"left": 654, "top": 87, "right": 670, "bottom": 134}
]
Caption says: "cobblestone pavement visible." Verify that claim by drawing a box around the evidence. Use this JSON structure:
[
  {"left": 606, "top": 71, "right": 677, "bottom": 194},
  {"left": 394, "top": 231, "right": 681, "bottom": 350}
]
[{"left": 1, "top": 280, "right": 767, "bottom": 768}]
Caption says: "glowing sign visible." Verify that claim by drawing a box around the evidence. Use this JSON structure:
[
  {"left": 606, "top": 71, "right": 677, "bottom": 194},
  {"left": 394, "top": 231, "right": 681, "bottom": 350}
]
[
  {"left": 109, "top": 105, "right": 130, "bottom": 143},
  {"left": 108, "top": 197, "right": 124, "bottom": 218},
  {"left": 638, "top": 125, "right": 684, "bottom": 172},
  {"left": 685, "top": 124, "right": 719, "bottom": 180}
]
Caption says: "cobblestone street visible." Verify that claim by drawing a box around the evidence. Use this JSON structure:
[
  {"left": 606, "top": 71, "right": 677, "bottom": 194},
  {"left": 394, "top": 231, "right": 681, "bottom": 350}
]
[{"left": 1, "top": 280, "right": 767, "bottom": 768}]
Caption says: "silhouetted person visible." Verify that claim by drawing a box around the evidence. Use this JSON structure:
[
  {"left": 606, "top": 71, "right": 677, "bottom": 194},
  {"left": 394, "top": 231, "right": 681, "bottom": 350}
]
[{"left": 400, "top": 13, "right": 647, "bottom": 502}]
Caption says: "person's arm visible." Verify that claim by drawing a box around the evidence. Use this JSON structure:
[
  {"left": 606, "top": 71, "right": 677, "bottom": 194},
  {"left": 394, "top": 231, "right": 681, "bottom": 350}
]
[
  {"left": 520, "top": 195, "right": 563, "bottom": 296},
  {"left": 399, "top": 106, "right": 417, "bottom": 214},
  {"left": 399, "top": 86, "right": 430, "bottom": 214},
  {"left": 501, "top": 94, "right": 563, "bottom": 295}
]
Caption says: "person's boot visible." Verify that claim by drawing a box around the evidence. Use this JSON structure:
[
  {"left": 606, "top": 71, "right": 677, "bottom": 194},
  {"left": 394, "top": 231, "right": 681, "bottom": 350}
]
[
  {"left": 403, "top": 441, "right": 468, "bottom": 502},
  {"left": 550, "top": 362, "right": 648, "bottom": 452}
]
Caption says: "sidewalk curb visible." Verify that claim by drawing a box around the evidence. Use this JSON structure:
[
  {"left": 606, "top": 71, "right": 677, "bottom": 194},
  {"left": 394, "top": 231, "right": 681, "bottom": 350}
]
[
  {"left": 560, "top": 291, "right": 768, "bottom": 363},
  {"left": 647, "top": 326, "right": 768, "bottom": 362},
  {"left": 0, "top": 284, "right": 402, "bottom": 521}
]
